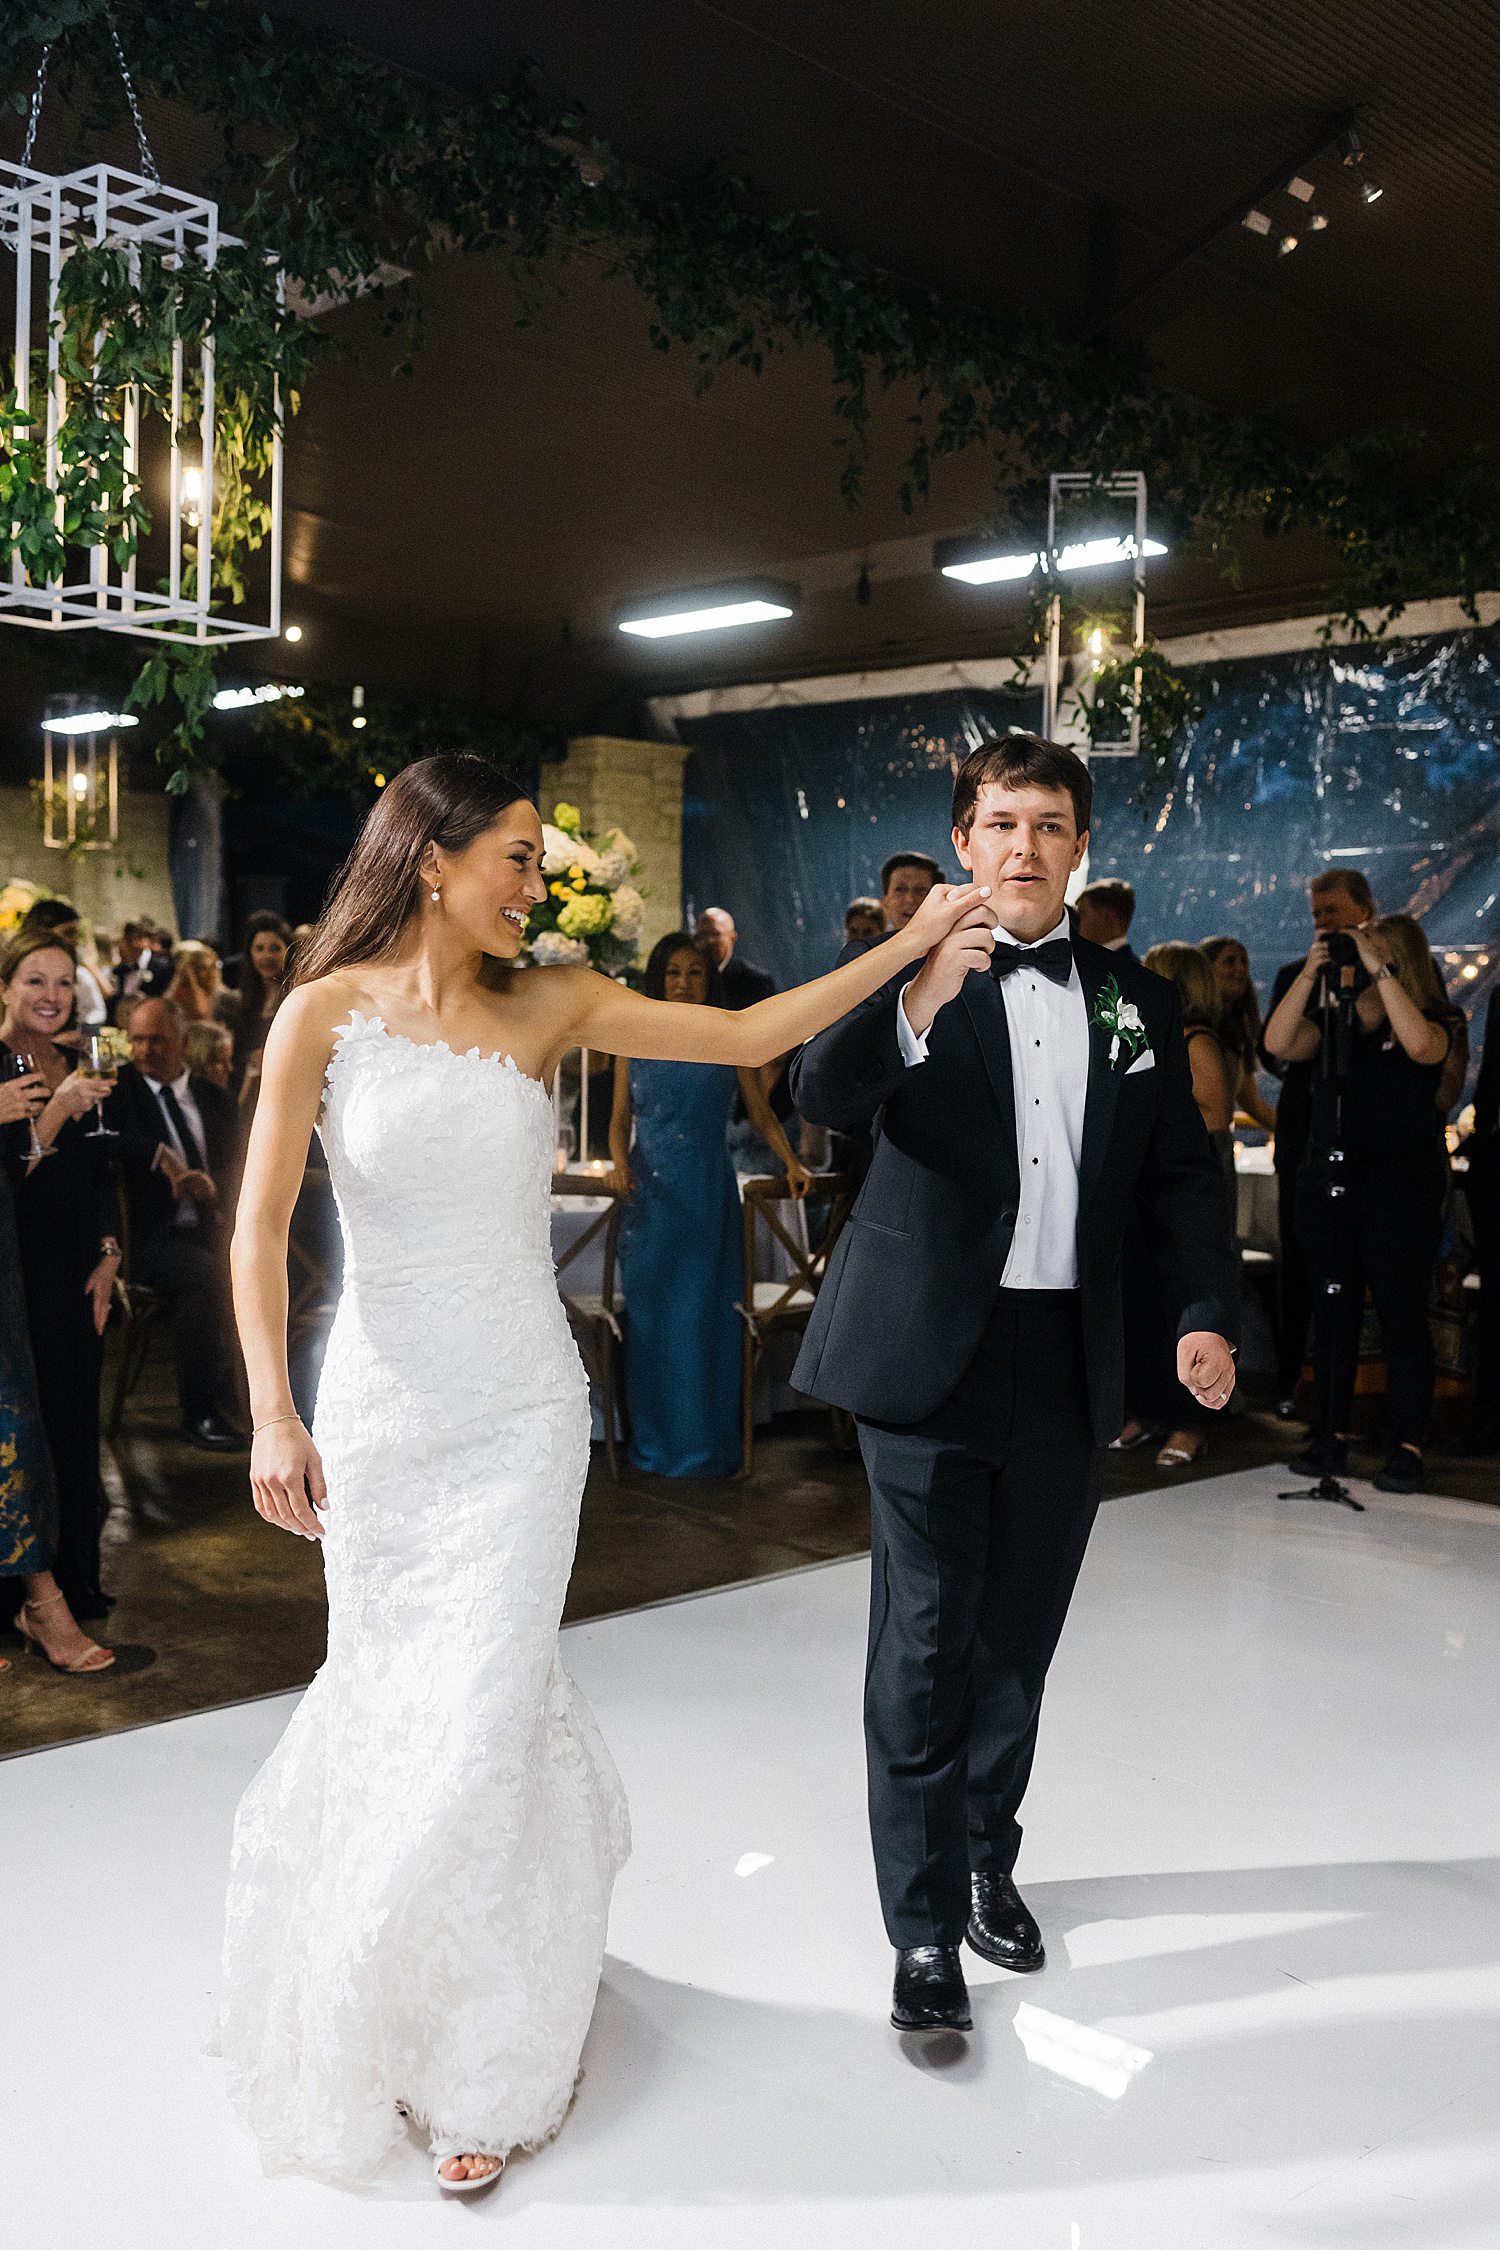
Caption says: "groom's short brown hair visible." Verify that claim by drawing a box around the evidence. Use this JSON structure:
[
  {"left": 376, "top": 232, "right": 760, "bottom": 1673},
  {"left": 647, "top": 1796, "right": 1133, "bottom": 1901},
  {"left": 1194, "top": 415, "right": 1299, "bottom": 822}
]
[{"left": 952, "top": 734, "right": 1092, "bottom": 839}]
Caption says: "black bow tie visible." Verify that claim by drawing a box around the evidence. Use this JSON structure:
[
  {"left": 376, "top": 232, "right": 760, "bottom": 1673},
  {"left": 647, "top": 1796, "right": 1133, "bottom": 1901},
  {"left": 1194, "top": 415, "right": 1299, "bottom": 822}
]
[{"left": 991, "top": 935, "right": 1073, "bottom": 989}]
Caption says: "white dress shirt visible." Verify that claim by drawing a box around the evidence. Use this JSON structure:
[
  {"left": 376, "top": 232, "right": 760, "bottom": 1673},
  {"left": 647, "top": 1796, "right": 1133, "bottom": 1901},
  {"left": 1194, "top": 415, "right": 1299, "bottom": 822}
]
[
  {"left": 145, "top": 1067, "right": 209, "bottom": 1230},
  {"left": 896, "top": 912, "right": 1090, "bottom": 1289}
]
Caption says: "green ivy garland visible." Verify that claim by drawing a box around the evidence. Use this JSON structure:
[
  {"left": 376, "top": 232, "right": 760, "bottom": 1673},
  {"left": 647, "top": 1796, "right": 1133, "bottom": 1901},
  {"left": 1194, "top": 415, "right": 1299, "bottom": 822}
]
[{"left": 4, "top": 0, "right": 1498, "bottom": 796}]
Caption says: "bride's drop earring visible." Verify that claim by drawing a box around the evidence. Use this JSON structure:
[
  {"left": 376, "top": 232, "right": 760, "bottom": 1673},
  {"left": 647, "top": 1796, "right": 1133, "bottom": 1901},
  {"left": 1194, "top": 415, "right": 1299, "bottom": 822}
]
[{"left": 430, "top": 887, "right": 441, "bottom": 904}]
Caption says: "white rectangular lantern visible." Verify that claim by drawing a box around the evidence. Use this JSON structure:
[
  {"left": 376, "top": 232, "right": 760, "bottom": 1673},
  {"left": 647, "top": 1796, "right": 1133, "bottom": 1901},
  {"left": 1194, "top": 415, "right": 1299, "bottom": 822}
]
[{"left": 0, "top": 156, "right": 283, "bottom": 643}]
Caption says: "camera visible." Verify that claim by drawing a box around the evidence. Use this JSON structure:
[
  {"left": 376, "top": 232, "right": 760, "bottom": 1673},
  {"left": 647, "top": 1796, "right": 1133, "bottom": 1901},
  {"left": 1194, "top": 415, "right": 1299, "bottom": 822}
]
[{"left": 1325, "top": 931, "right": 1360, "bottom": 971}]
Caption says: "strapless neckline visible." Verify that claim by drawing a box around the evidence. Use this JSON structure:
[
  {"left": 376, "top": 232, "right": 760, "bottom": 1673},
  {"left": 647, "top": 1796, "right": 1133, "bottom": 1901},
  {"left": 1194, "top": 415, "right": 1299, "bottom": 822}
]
[{"left": 329, "top": 1007, "right": 551, "bottom": 1105}]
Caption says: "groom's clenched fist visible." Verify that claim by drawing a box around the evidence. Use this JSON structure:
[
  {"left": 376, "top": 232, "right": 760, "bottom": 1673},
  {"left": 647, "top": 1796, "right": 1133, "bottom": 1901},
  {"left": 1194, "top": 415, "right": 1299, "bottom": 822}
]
[
  {"left": 900, "top": 884, "right": 999, "bottom": 1037},
  {"left": 1178, "top": 1331, "right": 1237, "bottom": 1410}
]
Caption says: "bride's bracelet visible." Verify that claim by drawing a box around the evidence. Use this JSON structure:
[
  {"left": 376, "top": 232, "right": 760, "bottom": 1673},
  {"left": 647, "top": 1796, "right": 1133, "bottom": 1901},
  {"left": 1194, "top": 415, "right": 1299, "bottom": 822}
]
[{"left": 253, "top": 1412, "right": 305, "bottom": 1436}]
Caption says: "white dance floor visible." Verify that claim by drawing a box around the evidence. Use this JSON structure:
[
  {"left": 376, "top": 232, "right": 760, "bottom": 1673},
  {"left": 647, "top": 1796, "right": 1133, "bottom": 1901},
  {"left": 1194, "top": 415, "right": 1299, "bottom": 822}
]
[{"left": 7, "top": 1465, "right": 1500, "bottom": 2247}]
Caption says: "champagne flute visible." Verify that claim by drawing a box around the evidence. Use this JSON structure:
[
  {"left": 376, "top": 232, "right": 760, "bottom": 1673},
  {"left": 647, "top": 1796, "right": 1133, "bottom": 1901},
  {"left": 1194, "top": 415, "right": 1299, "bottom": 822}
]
[
  {"left": 81, "top": 1028, "right": 121, "bottom": 1140},
  {"left": 2, "top": 1046, "right": 55, "bottom": 1163}
]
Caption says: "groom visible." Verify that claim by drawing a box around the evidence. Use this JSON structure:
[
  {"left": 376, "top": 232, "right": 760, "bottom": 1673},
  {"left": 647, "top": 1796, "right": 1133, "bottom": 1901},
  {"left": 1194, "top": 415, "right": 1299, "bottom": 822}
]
[{"left": 790, "top": 735, "right": 1239, "bottom": 2033}]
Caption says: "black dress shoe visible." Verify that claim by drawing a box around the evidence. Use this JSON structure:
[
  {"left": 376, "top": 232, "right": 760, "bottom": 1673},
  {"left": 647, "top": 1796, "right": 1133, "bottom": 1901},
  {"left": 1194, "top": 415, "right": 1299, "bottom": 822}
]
[
  {"left": 891, "top": 1945, "right": 972, "bottom": 2032},
  {"left": 183, "top": 1414, "right": 246, "bottom": 1453},
  {"left": 1372, "top": 1448, "right": 1421, "bottom": 1494},
  {"left": 967, "top": 1873, "right": 1045, "bottom": 1971}
]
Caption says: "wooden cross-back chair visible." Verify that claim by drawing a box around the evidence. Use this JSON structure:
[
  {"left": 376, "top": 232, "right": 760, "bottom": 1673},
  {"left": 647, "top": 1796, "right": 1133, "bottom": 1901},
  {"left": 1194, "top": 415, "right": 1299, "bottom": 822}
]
[
  {"left": 106, "top": 1161, "right": 165, "bottom": 1441},
  {"left": 736, "top": 1171, "right": 855, "bottom": 1476},
  {"left": 550, "top": 1172, "right": 626, "bottom": 1481}
]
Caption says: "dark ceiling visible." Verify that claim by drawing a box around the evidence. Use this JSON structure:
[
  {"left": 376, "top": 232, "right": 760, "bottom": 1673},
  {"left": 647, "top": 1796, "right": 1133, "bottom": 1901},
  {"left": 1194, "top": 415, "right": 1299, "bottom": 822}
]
[{"left": 14, "top": 0, "right": 1500, "bottom": 734}]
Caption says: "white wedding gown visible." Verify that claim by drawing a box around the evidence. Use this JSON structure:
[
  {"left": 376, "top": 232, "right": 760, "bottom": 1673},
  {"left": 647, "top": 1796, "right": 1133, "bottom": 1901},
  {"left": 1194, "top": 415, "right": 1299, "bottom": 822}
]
[{"left": 220, "top": 1011, "right": 630, "bottom": 2185}]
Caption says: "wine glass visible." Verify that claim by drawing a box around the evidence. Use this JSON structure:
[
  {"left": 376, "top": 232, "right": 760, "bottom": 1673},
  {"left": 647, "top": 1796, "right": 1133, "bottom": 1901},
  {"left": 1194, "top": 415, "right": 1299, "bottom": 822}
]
[
  {"left": 1, "top": 1046, "right": 54, "bottom": 1163},
  {"left": 81, "top": 1028, "right": 120, "bottom": 1140}
]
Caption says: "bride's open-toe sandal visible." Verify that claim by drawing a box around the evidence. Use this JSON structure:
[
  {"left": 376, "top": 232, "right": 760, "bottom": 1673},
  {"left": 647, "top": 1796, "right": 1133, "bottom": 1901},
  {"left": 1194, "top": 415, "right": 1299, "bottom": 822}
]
[{"left": 432, "top": 2143, "right": 505, "bottom": 2195}]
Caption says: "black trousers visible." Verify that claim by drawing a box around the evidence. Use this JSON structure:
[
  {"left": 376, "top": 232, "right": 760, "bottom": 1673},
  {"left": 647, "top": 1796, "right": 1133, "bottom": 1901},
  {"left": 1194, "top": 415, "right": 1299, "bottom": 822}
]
[
  {"left": 1468, "top": 1152, "right": 1500, "bottom": 1444},
  {"left": 1295, "top": 1155, "right": 1444, "bottom": 1450},
  {"left": 857, "top": 1289, "right": 1102, "bottom": 1949},
  {"left": 134, "top": 1226, "right": 232, "bottom": 1424}
]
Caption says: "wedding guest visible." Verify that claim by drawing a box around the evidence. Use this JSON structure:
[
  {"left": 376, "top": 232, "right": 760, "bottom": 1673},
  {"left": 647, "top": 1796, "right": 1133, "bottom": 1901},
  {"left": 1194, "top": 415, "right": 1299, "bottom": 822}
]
[
  {"left": 1118, "top": 943, "right": 1237, "bottom": 1470},
  {"left": 0, "top": 932, "right": 119, "bottom": 1624},
  {"left": 1259, "top": 869, "right": 1376, "bottom": 1415},
  {"left": 110, "top": 997, "right": 243, "bottom": 1452},
  {"left": 844, "top": 896, "right": 885, "bottom": 949},
  {"left": 880, "top": 851, "right": 943, "bottom": 936},
  {"left": 695, "top": 906, "right": 776, "bottom": 1009},
  {"left": 1468, "top": 982, "right": 1500, "bottom": 1451},
  {"left": 1266, "top": 911, "right": 1461, "bottom": 1493},
  {"left": 20, "top": 897, "right": 108, "bottom": 1026},
  {"left": 1074, "top": 878, "right": 1138, "bottom": 961},
  {"left": 106, "top": 916, "right": 173, "bottom": 1019},
  {"left": 224, "top": 911, "right": 293, "bottom": 1103},
  {"left": 166, "top": 938, "right": 226, "bottom": 1025},
  {"left": 0, "top": 1079, "right": 115, "bottom": 1673},
  {"left": 1202, "top": 935, "right": 1278, "bottom": 1130},
  {"left": 609, "top": 932, "right": 810, "bottom": 1477},
  {"left": 186, "top": 1018, "right": 235, "bottom": 1090}
]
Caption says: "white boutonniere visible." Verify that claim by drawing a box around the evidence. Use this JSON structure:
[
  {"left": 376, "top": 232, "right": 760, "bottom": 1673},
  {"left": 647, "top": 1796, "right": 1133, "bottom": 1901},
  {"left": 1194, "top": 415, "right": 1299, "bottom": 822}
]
[{"left": 1090, "top": 975, "right": 1149, "bottom": 1068}]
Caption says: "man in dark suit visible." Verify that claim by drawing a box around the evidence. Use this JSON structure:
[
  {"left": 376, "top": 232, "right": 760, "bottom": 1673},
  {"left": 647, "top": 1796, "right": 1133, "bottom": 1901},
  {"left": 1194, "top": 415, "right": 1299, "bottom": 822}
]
[
  {"left": 106, "top": 918, "right": 174, "bottom": 1021},
  {"left": 1073, "top": 876, "right": 1139, "bottom": 964},
  {"left": 108, "top": 997, "right": 244, "bottom": 1451},
  {"left": 1468, "top": 982, "right": 1500, "bottom": 1451},
  {"left": 791, "top": 735, "right": 1238, "bottom": 2036},
  {"left": 1258, "top": 869, "right": 1376, "bottom": 1413},
  {"left": 695, "top": 907, "right": 775, "bottom": 1010}
]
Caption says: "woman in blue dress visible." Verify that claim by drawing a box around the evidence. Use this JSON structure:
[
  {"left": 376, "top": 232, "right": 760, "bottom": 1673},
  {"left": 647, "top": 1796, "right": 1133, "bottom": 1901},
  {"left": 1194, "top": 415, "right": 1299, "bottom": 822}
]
[{"left": 609, "top": 932, "right": 810, "bottom": 1476}]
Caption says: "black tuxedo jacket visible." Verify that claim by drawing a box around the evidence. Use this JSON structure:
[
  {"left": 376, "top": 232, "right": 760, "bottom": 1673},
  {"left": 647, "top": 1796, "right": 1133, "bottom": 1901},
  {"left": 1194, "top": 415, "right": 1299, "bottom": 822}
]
[
  {"left": 789, "top": 936, "right": 1239, "bottom": 1445},
  {"left": 107, "top": 1064, "right": 240, "bottom": 1248},
  {"left": 718, "top": 954, "right": 776, "bottom": 1009}
]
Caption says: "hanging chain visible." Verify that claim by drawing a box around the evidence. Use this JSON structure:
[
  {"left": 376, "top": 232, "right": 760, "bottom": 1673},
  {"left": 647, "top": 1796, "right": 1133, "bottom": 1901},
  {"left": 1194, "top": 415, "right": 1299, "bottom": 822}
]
[
  {"left": 104, "top": 5, "right": 160, "bottom": 185},
  {"left": 21, "top": 47, "right": 49, "bottom": 167},
  {"left": 19, "top": 14, "right": 159, "bottom": 184}
]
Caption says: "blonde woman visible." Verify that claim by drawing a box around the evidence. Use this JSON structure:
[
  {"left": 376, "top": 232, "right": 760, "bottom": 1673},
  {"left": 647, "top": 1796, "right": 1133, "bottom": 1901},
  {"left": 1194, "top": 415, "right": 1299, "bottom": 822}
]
[
  {"left": 1264, "top": 911, "right": 1462, "bottom": 1493},
  {"left": 165, "top": 939, "right": 224, "bottom": 1025}
]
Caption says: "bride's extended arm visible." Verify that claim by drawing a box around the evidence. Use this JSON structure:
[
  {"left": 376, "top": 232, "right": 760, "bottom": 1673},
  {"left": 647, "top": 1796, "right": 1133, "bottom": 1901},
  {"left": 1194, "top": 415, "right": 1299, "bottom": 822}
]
[
  {"left": 231, "top": 983, "right": 346, "bottom": 1540},
  {"left": 550, "top": 883, "right": 994, "bottom": 1067}
]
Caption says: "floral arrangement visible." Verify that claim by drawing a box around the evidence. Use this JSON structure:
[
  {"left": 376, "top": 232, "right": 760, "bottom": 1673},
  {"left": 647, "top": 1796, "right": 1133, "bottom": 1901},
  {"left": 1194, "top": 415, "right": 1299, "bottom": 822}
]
[
  {"left": 524, "top": 802, "right": 646, "bottom": 973},
  {"left": 0, "top": 879, "right": 49, "bottom": 936}
]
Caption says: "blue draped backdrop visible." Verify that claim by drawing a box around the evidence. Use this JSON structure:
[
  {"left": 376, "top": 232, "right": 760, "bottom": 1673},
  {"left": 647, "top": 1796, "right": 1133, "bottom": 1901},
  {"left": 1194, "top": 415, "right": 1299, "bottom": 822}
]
[{"left": 679, "top": 633, "right": 1500, "bottom": 1066}]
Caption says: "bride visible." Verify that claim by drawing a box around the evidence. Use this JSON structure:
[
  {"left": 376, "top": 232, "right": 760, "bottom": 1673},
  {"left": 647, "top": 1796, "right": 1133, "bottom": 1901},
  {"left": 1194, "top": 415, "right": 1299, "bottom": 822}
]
[{"left": 222, "top": 753, "right": 990, "bottom": 2194}]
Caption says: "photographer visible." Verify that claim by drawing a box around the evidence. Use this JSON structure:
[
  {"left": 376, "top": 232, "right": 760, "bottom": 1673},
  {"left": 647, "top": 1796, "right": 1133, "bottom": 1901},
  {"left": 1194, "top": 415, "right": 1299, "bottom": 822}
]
[{"left": 1265, "top": 913, "right": 1461, "bottom": 1493}]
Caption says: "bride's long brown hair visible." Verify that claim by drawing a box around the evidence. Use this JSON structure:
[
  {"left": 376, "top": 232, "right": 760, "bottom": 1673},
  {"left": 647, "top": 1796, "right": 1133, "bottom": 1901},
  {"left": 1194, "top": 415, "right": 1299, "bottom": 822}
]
[{"left": 295, "top": 754, "right": 531, "bottom": 987}]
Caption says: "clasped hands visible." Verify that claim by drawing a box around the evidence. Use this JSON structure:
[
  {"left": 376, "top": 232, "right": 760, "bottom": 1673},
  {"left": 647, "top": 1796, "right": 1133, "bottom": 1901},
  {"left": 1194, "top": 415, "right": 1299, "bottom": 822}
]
[{"left": 158, "top": 1141, "right": 219, "bottom": 1206}]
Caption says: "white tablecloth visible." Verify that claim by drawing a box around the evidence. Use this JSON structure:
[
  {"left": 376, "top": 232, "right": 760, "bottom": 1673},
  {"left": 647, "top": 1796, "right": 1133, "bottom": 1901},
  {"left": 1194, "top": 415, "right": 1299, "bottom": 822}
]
[{"left": 1235, "top": 1143, "right": 1279, "bottom": 1253}]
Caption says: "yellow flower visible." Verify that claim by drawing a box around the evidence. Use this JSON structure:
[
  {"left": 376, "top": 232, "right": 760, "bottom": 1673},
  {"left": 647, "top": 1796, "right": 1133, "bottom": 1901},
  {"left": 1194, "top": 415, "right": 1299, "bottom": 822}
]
[
  {"left": 550, "top": 880, "right": 570, "bottom": 899},
  {"left": 553, "top": 802, "right": 582, "bottom": 836},
  {"left": 556, "top": 892, "right": 613, "bottom": 941},
  {"left": 568, "top": 865, "right": 585, "bottom": 885}
]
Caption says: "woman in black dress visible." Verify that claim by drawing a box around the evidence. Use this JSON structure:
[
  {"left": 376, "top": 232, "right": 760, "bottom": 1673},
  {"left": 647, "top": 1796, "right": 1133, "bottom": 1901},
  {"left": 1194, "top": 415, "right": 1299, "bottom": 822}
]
[
  {"left": 0, "top": 932, "right": 120, "bottom": 1643},
  {"left": 224, "top": 911, "right": 293, "bottom": 1107}
]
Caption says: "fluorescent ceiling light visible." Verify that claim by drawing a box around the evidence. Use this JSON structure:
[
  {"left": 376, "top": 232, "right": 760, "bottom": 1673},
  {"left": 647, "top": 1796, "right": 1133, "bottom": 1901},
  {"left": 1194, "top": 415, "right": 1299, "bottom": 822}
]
[
  {"left": 41, "top": 710, "right": 140, "bottom": 734},
  {"left": 212, "top": 683, "right": 306, "bottom": 711},
  {"left": 619, "top": 596, "right": 794, "bottom": 639},
  {"left": 940, "top": 536, "right": 1167, "bottom": 586}
]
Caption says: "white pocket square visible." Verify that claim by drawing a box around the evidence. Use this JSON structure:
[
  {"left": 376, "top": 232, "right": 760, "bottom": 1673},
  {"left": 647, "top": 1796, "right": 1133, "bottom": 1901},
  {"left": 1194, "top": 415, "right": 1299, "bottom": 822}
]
[{"left": 1125, "top": 1049, "right": 1156, "bottom": 1075}]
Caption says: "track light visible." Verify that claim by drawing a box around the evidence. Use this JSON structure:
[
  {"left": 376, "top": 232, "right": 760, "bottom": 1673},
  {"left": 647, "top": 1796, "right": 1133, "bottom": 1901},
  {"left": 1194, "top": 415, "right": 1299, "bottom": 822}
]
[
  {"left": 1278, "top": 233, "right": 1299, "bottom": 256},
  {"left": 1242, "top": 208, "right": 1272, "bottom": 236},
  {"left": 1307, "top": 209, "right": 1329, "bottom": 231},
  {"left": 1342, "top": 127, "right": 1368, "bottom": 167},
  {"left": 1359, "top": 178, "right": 1384, "bottom": 205}
]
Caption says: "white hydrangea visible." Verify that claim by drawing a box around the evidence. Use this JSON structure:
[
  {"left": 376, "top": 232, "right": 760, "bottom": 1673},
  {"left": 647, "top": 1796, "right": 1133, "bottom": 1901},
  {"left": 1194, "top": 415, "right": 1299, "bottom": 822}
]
[
  {"left": 594, "top": 847, "right": 632, "bottom": 891},
  {"left": 609, "top": 884, "right": 646, "bottom": 943},
  {"left": 598, "top": 826, "right": 636, "bottom": 865},
  {"left": 540, "top": 825, "right": 601, "bottom": 877},
  {"left": 529, "top": 929, "right": 591, "bottom": 968}
]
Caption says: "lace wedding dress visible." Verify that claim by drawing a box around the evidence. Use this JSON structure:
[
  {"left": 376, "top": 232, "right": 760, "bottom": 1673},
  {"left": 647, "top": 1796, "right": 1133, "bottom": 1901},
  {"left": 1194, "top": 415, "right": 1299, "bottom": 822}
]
[{"left": 220, "top": 1011, "right": 630, "bottom": 2185}]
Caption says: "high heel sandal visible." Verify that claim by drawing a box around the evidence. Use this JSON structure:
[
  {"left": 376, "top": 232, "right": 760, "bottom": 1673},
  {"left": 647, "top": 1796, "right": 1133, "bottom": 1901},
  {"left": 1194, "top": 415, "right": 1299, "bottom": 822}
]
[
  {"left": 431, "top": 2141, "right": 505, "bottom": 2195},
  {"left": 15, "top": 1592, "right": 115, "bottom": 1675}
]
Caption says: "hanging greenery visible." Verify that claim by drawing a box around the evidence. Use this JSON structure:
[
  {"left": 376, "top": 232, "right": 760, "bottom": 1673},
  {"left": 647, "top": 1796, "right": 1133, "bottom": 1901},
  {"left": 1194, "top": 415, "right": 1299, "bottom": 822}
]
[
  {"left": 4, "top": 0, "right": 1499, "bottom": 792},
  {"left": 248, "top": 681, "right": 563, "bottom": 800}
]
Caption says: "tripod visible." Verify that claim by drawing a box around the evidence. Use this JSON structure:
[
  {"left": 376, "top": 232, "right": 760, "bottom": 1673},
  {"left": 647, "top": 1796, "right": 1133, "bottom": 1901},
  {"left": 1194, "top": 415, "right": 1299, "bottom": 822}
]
[{"left": 1278, "top": 1014, "right": 1367, "bottom": 1514}]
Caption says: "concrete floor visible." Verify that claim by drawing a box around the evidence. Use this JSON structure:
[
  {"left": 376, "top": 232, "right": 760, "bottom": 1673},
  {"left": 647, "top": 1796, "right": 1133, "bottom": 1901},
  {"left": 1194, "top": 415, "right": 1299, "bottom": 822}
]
[{"left": 2, "top": 1343, "right": 1494, "bottom": 1758}]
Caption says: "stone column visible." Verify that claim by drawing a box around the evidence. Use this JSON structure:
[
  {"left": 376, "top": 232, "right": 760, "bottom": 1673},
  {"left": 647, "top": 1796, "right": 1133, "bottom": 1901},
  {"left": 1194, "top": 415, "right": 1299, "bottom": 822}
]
[{"left": 546, "top": 735, "right": 691, "bottom": 952}]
